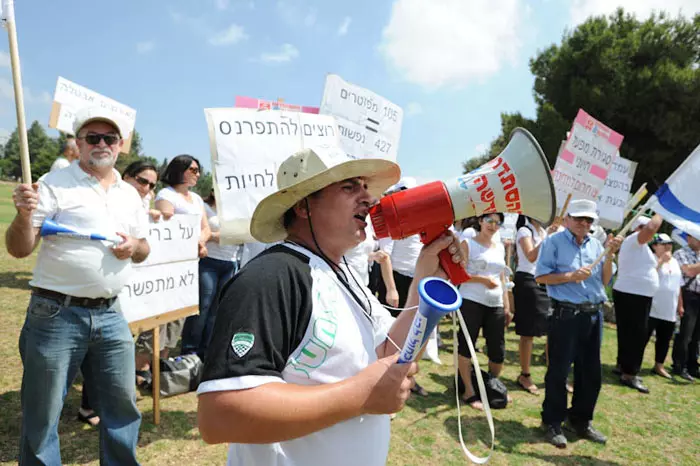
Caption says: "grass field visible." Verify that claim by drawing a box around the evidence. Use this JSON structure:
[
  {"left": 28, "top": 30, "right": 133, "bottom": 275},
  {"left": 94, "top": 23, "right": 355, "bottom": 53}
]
[{"left": 0, "top": 181, "right": 698, "bottom": 465}]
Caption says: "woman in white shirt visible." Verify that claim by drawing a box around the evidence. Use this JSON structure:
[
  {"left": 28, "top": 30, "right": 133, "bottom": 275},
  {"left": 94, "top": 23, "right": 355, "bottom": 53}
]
[
  {"left": 457, "top": 213, "right": 510, "bottom": 410},
  {"left": 181, "top": 190, "right": 240, "bottom": 358},
  {"left": 154, "top": 155, "right": 211, "bottom": 358},
  {"left": 612, "top": 214, "right": 663, "bottom": 393},
  {"left": 644, "top": 234, "right": 684, "bottom": 379},
  {"left": 513, "top": 215, "right": 559, "bottom": 394}
]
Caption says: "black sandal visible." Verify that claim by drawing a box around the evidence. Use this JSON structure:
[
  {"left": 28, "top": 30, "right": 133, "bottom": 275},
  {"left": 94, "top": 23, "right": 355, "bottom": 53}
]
[
  {"left": 517, "top": 373, "right": 539, "bottom": 395},
  {"left": 136, "top": 369, "right": 152, "bottom": 390},
  {"left": 462, "top": 394, "right": 483, "bottom": 410},
  {"left": 78, "top": 410, "right": 100, "bottom": 427}
]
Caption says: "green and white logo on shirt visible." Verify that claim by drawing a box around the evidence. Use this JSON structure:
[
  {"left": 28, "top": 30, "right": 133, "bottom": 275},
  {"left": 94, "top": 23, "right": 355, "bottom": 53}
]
[{"left": 231, "top": 332, "right": 255, "bottom": 357}]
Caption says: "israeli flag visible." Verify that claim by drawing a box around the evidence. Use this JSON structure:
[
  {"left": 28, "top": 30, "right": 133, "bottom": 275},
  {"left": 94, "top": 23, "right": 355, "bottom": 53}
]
[
  {"left": 671, "top": 228, "right": 688, "bottom": 247},
  {"left": 647, "top": 143, "right": 700, "bottom": 240}
]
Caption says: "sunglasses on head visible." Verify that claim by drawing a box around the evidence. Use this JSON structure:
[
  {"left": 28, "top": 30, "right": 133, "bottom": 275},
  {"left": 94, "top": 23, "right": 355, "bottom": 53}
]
[
  {"left": 188, "top": 166, "right": 200, "bottom": 175},
  {"left": 573, "top": 216, "right": 595, "bottom": 224},
  {"left": 79, "top": 133, "right": 121, "bottom": 146},
  {"left": 484, "top": 217, "right": 502, "bottom": 226},
  {"left": 135, "top": 176, "right": 156, "bottom": 190}
]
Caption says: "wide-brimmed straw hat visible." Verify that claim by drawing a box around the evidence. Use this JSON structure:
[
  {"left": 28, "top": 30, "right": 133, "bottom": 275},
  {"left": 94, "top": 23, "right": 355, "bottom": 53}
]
[{"left": 250, "top": 146, "right": 400, "bottom": 243}]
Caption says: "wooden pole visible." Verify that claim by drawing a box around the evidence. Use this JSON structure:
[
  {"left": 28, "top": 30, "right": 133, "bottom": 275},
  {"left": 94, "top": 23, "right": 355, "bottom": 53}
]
[
  {"left": 558, "top": 193, "right": 573, "bottom": 219},
  {"left": 152, "top": 325, "right": 161, "bottom": 425},
  {"left": 3, "top": 0, "right": 32, "bottom": 183}
]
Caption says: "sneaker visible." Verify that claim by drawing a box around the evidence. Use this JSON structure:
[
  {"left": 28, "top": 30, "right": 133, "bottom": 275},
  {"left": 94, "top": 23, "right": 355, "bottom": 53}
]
[
  {"left": 544, "top": 424, "right": 567, "bottom": 449},
  {"left": 565, "top": 421, "right": 607, "bottom": 445}
]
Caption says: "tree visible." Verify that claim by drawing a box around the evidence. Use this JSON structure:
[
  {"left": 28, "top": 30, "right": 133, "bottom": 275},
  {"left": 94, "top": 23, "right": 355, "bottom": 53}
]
[
  {"left": 468, "top": 9, "right": 700, "bottom": 190},
  {"left": 115, "top": 130, "right": 157, "bottom": 174},
  {"left": 0, "top": 122, "right": 59, "bottom": 181},
  {"left": 194, "top": 171, "right": 213, "bottom": 198}
]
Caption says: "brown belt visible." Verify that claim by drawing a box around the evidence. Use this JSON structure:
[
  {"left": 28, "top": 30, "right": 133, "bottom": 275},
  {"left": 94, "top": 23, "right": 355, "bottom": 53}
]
[{"left": 31, "top": 287, "right": 117, "bottom": 309}]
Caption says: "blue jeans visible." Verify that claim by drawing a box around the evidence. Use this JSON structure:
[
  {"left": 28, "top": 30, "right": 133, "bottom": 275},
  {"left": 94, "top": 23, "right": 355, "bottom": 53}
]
[
  {"left": 181, "top": 257, "right": 237, "bottom": 358},
  {"left": 18, "top": 295, "right": 141, "bottom": 466},
  {"left": 541, "top": 306, "right": 603, "bottom": 426}
]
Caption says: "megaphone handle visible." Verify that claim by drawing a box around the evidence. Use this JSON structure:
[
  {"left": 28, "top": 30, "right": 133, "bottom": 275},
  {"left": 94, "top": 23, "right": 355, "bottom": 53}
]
[{"left": 438, "top": 249, "right": 471, "bottom": 285}]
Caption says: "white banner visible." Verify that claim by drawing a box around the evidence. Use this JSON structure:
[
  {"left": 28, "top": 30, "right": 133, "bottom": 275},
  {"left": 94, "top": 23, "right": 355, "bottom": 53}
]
[
  {"left": 596, "top": 157, "right": 637, "bottom": 229},
  {"left": 119, "top": 214, "right": 201, "bottom": 323},
  {"left": 205, "top": 108, "right": 340, "bottom": 243},
  {"left": 50, "top": 77, "right": 136, "bottom": 152},
  {"left": 552, "top": 109, "right": 624, "bottom": 208},
  {"left": 319, "top": 74, "right": 403, "bottom": 162}
]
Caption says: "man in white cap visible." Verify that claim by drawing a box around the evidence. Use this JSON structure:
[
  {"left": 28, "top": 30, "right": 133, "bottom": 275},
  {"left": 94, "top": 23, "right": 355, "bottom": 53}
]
[
  {"left": 7, "top": 107, "right": 148, "bottom": 465},
  {"left": 196, "top": 146, "right": 464, "bottom": 466},
  {"left": 612, "top": 213, "right": 663, "bottom": 393},
  {"left": 535, "top": 199, "right": 622, "bottom": 448}
]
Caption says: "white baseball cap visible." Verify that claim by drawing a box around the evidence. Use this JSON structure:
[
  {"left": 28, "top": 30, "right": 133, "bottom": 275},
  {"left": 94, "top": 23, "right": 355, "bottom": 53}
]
[
  {"left": 73, "top": 106, "right": 128, "bottom": 138},
  {"left": 567, "top": 199, "right": 598, "bottom": 220},
  {"left": 631, "top": 215, "right": 651, "bottom": 230}
]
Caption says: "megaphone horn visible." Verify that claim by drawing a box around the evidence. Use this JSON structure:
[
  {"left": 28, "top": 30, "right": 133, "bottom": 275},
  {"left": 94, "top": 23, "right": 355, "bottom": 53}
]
[{"left": 370, "top": 128, "right": 556, "bottom": 285}]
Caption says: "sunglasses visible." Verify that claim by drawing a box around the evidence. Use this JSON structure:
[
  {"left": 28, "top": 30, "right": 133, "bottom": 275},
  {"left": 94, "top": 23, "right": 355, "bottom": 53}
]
[
  {"left": 573, "top": 216, "right": 595, "bottom": 224},
  {"left": 79, "top": 133, "right": 121, "bottom": 146},
  {"left": 484, "top": 218, "right": 502, "bottom": 226},
  {"left": 188, "top": 166, "right": 200, "bottom": 175},
  {"left": 134, "top": 176, "right": 156, "bottom": 190}
]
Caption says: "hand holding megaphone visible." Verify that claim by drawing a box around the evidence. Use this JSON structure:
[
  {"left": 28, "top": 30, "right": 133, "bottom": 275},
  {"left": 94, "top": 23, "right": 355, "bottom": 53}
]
[{"left": 40, "top": 219, "right": 124, "bottom": 245}]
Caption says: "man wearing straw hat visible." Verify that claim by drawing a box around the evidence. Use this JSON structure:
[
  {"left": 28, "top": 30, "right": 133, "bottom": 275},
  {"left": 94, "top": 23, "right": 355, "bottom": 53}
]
[
  {"left": 536, "top": 199, "right": 622, "bottom": 448},
  {"left": 7, "top": 107, "right": 148, "bottom": 465},
  {"left": 197, "top": 145, "right": 465, "bottom": 466}
]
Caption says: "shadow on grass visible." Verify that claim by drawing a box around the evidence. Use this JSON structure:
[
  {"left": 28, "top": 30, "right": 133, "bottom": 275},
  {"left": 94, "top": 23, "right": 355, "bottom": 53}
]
[
  {"left": 0, "top": 385, "right": 200, "bottom": 464},
  {"left": 442, "top": 415, "right": 623, "bottom": 466},
  {"left": 0, "top": 271, "right": 33, "bottom": 290}
]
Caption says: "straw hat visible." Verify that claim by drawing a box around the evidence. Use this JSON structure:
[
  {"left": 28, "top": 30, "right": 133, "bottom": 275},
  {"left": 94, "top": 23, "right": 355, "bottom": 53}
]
[{"left": 250, "top": 146, "right": 400, "bottom": 243}]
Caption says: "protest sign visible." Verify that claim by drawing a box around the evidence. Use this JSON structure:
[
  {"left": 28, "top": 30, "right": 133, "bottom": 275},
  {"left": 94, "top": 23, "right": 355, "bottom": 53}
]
[
  {"left": 48, "top": 76, "right": 136, "bottom": 153},
  {"left": 596, "top": 157, "right": 637, "bottom": 229},
  {"left": 551, "top": 109, "right": 624, "bottom": 208},
  {"left": 235, "top": 95, "right": 319, "bottom": 114},
  {"left": 205, "top": 108, "right": 340, "bottom": 243},
  {"left": 319, "top": 74, "right": 403, "bottom": 161},
  {"left": 119, "top": 214, "right": 200, "bottom": 323}
]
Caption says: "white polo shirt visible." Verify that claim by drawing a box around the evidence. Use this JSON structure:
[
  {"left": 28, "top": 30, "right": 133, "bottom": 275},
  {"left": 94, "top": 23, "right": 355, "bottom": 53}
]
[{"left": 30, "top": 161, "right": 148, "bottom": 299}]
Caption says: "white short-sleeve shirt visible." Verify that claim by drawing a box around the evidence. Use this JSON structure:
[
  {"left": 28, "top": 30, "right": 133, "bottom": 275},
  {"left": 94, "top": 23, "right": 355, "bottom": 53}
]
[
  {"left": 516, "top": 225, "right": 546, "bottom": 275},
  {"left": 155, "top": 186, "right": 204, "bottom": 216},
  {"left": 30, "top": 161, "right": 148, "bottom": 298},
  {"left": 613, "top": 232, "right": 660, "bottom": 297},
  {"left": 650, "top": 257, "right": 683, "bottom": 322}
]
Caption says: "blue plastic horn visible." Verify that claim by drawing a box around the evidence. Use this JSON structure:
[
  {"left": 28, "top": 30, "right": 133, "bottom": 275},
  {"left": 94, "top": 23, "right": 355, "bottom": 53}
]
[
  {"left": 40, "top": 219, "right": 123, "bottom": 245},
  {"left": 398, "top": 277, "right": 463, "bottom": 363}
]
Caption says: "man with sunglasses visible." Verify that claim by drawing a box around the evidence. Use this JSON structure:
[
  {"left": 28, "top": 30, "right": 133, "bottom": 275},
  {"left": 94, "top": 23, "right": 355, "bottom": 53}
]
[
  {"left": 7, "top": 107, "right": 149, "bottom": 465},
  {"left": 535, "top": 199, "right": 622, "bottom": 448}
]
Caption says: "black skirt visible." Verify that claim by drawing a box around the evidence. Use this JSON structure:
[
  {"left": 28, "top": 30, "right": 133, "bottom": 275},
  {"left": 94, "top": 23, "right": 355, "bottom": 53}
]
[{"left": 513, "top": 271, "right": 550, "bottom": 337}]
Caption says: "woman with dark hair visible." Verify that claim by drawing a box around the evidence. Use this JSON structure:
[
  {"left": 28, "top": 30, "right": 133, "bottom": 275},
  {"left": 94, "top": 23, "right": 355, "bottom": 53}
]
[
  {"left": 513, "top": 214, "right": 560, "bottom": 394},
  {"left": 457, "top": 212, "right": 510, "bottom": 410},
  {"left": 181, "top": 189, "right": 240, "bottom": 358},
  {"left": 154, "top": 155, "right": 211, "bottom": 361},
  {"left": 122, "top": 160, "right": 161, "bottom": 221}
]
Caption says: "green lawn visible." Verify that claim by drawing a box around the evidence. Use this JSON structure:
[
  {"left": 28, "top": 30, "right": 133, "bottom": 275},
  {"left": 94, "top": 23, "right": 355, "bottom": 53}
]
[{"left": 0, "top": 181, "right": 698, "bottom": 465}]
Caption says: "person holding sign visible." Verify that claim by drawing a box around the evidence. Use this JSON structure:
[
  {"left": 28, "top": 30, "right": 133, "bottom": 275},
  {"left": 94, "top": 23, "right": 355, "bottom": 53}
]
[
  {"left": 6, "top": 107, "right": 149, "bottom": 465},
  {"left": 612, "top": 214, "right": 663, "bottom": 393},
  {"left": 196, "top": 146, "right": 465, "bottom": 466},
  {"left": 536, "top": 200, "right": 622, "bottom": 448}
]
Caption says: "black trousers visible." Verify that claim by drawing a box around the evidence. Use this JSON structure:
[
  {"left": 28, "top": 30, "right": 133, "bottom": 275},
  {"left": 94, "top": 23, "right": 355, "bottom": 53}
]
[
  {"left": 646, "top": 317, "right": 676, "bottom": 365},
  {"left": 376, "top": 270, "right": 413, "bottom": 317},
  {"left": 613, "top": 290, "right": 652, "bottom": 376},
  {"left": 672, "top": 289, "right": 700, "bottom": 372},
  {"left": 542, "top": 305, "right": 602, "bottom": 426}
]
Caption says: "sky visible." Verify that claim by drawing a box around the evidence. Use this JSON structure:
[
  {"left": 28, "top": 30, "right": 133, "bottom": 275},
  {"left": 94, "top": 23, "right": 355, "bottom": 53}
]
[{"left": 0, "top": 0, "right": 698, "bottom": 183}]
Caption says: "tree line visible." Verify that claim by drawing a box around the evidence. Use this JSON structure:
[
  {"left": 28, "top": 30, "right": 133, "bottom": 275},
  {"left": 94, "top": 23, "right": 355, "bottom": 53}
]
[{"left": 463, "top": 8, "right": 700, "bottom": 194}]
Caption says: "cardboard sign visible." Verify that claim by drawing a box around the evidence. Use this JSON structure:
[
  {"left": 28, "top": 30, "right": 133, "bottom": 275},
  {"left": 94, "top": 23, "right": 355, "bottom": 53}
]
[
  {"left": 235, "top": 95, "right": 319, "bottom": 114},
  {"left": 119, "top": 214, "right": 200, "bottom": 323},
  {"left": 48, "top": 77, "right": 136, "bottom": 153},
  {"left": 596, "top": 157, "right": 637, "bottom": 229},
  {"left": 319, "top": 74, "right": 403, "bottom": 161},
  {"left": 552, "top": 109, "right": 624, "bottom": 207},
  {"left": 205, "top": 108, "right": 340, "bottom": 243}
]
